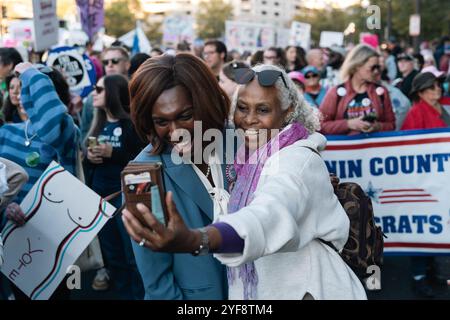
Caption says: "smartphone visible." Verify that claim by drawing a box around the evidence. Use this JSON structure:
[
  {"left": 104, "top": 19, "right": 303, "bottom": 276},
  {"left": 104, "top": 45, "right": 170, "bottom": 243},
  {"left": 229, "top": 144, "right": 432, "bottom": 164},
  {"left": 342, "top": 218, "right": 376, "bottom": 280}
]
[
  {"left": 88, "top": 136, "right": 98, "bottom": 148},
  {"left": 362, "top": 114, "right": 377, "bottom": 123},
  {"left": 121, "top": 163, "right": 167, "bottom": 226}
]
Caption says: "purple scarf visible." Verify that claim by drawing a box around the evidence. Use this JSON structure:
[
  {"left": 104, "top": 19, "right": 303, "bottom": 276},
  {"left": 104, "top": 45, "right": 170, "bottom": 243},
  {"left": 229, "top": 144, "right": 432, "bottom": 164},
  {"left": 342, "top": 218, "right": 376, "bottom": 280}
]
[{"left": 227, "top": 122, "right": 309, "bottom": 299}]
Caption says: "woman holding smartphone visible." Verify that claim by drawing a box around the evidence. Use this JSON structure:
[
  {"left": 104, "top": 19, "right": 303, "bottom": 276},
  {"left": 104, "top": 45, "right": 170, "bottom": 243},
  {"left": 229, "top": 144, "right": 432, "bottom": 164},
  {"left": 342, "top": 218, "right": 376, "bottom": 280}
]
[
  {"left": 320, "top": 44, "right": 395, "bottom": 135},
  {"left": 85, "top": 74, "right": 146, "bottom": 299},
  {"left": 122, "top": 62, "right": 367, "bottom": 300},
  {"left": 121, "top": 53, "right": 232, "bottom": 300}
]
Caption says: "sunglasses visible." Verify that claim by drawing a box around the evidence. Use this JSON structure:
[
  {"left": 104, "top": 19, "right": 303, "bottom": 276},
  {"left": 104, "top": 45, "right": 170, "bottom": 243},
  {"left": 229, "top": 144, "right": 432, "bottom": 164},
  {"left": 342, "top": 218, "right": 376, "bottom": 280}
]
[
  {"left": 93, "top": 85, "right": 105, "bottom": 94},
  {"left": 102, "top": 58, "right": 125, "bottom": 66},
  {"left": 305, "top": 73, "right": 319, "bottom": 79},
  {"left": 371, "top": 64, "right": 381, "bottom": 72},
  {"left": 235, "top": 68, "right": 288, "bottom": 88}
]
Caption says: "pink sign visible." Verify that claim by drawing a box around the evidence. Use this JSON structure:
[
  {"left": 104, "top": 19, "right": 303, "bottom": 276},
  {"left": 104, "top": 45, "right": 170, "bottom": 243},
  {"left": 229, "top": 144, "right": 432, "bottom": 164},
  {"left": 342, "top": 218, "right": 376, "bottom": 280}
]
[{"left": 360, "top": 33, "right": 379, "bottom": 49}]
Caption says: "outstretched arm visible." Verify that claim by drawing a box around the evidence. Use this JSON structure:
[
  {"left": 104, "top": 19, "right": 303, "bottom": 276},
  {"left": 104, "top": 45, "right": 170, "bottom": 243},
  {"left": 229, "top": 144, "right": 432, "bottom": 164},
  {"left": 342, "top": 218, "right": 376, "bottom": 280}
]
[
  {"left": 121, "top": 192, "right": 225, "bottom": 254},
  {"left": 15, "top": 63, "right": 78, "bottom": 157}
]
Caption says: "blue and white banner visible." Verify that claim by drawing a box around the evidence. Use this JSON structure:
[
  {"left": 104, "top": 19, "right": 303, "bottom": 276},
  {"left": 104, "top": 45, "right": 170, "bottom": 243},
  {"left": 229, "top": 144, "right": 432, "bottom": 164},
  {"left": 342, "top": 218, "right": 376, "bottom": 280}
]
[{"left": 323, "top": 129, "right": 450, "bottom": 256}]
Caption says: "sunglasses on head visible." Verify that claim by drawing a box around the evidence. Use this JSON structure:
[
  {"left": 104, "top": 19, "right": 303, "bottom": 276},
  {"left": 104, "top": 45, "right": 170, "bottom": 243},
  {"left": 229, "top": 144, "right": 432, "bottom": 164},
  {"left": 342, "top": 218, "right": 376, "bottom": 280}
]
[
  {"left": 371, "top": 64, "right": 381, "bottom": 72},
  {"left": 93, "top": 85, "right": 105, "bottom": 94},
  {"left": 305, "top": 73, "right": 319, "bottom": 79},
  {"left": 234, "top": 68, "right": 288, "bottom": 88},
  {"left": 102, "top": 58, "right": 124, "bottom": 66}
]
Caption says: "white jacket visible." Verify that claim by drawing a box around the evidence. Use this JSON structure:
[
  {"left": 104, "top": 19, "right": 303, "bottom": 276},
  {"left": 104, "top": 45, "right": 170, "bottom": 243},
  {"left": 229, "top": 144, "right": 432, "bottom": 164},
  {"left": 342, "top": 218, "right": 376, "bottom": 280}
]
[{"left": 214, "top": 133, "right": 367, "bottom": 300}]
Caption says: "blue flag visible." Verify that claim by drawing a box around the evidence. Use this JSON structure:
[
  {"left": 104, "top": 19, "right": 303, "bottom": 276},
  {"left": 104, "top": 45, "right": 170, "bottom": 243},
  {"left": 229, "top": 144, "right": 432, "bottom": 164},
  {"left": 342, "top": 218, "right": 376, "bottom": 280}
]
[{"left": 132, "top": 29, "right": 140, "bottom": 56}]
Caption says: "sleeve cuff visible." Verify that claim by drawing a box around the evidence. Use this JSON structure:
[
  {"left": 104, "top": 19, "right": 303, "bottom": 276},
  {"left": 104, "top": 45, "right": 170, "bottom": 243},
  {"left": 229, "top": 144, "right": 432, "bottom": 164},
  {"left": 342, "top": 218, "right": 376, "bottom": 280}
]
[{"left": 211, "top": 222, "right": 244, "bottom": 253}]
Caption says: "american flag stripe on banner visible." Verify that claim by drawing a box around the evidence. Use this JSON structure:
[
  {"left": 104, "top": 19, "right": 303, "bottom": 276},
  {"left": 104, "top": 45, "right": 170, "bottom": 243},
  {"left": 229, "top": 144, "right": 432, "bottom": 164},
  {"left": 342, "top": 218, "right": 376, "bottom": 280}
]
[{"left": 379, "top": 188, "right": 438, "bottom": 204}]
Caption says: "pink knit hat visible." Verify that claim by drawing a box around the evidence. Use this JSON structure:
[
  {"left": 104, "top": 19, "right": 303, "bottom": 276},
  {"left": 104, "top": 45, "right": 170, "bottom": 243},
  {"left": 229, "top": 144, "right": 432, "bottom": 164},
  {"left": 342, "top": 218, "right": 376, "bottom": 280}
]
[{"left": 288, "top": 71, "right": 305, "bottom": 84}]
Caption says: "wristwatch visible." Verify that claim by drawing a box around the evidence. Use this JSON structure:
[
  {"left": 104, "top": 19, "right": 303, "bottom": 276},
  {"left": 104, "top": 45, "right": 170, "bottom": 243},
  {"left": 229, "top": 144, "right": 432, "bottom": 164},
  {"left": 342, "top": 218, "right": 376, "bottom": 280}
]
[{"left": 192, "top": 227, "right": 210, "bottom": 256}]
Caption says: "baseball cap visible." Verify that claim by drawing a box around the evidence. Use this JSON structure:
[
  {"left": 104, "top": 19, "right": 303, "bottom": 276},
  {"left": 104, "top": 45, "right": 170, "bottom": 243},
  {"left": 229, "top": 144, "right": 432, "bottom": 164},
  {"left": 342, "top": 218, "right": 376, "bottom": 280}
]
[
  {"left": 301, "top": 66, "right": 320, "bottom": 76},
  {"left": 397, "top": 53, "right": 414, "bottom": 61}
]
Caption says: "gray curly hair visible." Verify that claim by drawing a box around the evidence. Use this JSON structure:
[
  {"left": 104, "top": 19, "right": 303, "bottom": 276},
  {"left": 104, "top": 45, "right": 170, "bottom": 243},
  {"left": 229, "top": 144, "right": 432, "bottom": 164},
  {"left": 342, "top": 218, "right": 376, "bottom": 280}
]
[{"left": 230, "top": 64, "right": 320, "bottom": 134}]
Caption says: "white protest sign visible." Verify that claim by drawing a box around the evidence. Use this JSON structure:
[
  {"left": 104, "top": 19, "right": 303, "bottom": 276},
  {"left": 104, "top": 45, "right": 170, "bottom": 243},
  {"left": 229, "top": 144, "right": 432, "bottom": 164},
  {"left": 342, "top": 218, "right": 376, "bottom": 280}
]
[
  {"left": 319, "top": 31, "right": 344, "bottom": 48},
  {"left": 276, "top": 28, "right": 291, "bottom": 49},
  {"left": 322, "top": 129, "right": 450, "bottom": 255},
  {"left": 409, "top": 14, "right": 421, "bottom": 37},
  {"left": 0, "top": 162, "right": 116, "bottom": 299},
  {"left": 289, "top": 22, "right": 311, "bottom": 50},
  {"left": 163, "top": 15, "right": 195, "bottom": 45},
  {"left": 225, "top": 20, "right": 276, "bottom": 53},
  {"left": 32, "top": 0, "right": 59, "bottom": 51}
]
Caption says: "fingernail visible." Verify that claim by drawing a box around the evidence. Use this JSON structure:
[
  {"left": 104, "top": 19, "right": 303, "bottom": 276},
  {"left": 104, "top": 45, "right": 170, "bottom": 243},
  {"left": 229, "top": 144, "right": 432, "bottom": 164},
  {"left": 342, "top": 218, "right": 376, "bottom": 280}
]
[{"left": 136, "top": 203, "right": 147, "bottom": 211}]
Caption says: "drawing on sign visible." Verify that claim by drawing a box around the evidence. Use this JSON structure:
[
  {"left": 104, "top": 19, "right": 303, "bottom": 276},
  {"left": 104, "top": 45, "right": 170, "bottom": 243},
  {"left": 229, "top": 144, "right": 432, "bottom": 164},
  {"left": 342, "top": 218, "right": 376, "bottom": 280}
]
[
  {"left": 1, "top": 162, "right": 115, "bottom": 299},
  {"left": 8, "top": 238, "right": 44, "bottom": 282}
]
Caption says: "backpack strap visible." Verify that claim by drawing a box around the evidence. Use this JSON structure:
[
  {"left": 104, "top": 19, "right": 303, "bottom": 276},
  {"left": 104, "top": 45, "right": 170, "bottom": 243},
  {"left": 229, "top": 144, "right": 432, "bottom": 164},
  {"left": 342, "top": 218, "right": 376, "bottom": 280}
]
[
  {"left": 299, "top": 145, "right": 342, "bottom": 252},
  {"left": 318, "top": 239, "right": 339, "bottom": 253},
  {"left": 300, "top": 145, "right": 321, "bottom": 157}
]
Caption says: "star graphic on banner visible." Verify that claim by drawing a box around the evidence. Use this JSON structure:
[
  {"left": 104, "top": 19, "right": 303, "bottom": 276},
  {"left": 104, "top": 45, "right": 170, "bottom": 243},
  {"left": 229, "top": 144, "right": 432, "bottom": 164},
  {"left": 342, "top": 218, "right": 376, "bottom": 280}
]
[{"left": 365, "top": 181, "right": 383, "bottom": 203}]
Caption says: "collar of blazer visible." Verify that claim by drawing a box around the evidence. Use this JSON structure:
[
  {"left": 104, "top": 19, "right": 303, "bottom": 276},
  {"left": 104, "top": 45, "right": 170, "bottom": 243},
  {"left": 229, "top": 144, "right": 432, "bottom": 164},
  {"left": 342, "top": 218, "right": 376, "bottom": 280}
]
[{"left": 140, "top": 130, "right": 236, "bottom": 221}]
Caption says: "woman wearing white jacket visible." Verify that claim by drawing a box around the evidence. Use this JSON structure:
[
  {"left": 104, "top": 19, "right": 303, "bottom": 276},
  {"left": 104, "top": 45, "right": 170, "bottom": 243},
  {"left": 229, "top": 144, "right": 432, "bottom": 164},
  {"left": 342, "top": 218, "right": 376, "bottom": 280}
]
[{"left": 122, "top": 64, "right": 367, "bottom": 300}]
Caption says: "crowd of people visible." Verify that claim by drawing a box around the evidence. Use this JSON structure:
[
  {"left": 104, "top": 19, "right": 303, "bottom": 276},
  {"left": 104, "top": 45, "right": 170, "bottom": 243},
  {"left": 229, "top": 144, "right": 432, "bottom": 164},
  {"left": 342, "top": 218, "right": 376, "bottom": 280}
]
[{"left": 0, "top": 33, "right": 449, "bottom": 300}]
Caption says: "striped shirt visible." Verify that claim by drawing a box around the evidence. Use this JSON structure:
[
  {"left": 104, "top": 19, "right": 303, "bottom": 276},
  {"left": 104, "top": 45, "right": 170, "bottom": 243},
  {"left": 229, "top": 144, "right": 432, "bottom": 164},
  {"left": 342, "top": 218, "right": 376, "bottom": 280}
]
[{"left": 0, "top": 68, "right": 79, "bottom": 203}]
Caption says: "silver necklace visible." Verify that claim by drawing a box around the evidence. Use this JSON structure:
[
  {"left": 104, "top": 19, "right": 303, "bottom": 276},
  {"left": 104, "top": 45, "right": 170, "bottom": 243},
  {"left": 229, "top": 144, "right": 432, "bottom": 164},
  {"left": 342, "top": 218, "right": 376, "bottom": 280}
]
[
  {"left": 205, "top": 164, "right": 211, "bottom": 179},
  {"left": 24, "top": 120, "right": 37, "bottom": 147}
]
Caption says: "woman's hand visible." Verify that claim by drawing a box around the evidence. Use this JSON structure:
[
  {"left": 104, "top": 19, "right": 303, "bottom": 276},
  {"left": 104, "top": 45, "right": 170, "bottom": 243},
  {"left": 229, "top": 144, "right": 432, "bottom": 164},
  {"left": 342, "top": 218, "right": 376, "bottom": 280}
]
[
  {"left": 362, "top": 121, "right": 382, "bottom": 133},
  {"left": 14, "top": 62, "right": 34, "bottom": 75},
  {"left": 347, "top": 116, "right": 371, "bottom": 132},
  {"left": 121, "top": 192, "right": 199, "bottom": 253},
  {"left": 5, "top": 202, "right": 27, "bottom": 226},
  {"left": 92, "top": 144, "right": 113, "bottom": 158},
  {"left": 87, "top": 148, "right": 103, "bottom": 164}
]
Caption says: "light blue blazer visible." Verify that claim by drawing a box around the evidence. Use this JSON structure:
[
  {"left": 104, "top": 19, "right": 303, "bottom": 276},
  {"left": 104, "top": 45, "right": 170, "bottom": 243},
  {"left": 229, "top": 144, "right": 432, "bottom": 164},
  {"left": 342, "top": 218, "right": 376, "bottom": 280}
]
[{"left": 131, "top": 144, "right": 229, "bottom": 300}]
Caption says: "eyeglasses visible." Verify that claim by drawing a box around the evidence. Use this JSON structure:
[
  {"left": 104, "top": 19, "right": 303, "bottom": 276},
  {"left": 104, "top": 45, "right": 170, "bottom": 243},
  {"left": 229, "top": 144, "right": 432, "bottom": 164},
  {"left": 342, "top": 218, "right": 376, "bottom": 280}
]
[
  {"left": 371, "top": 64, "right": 381, "bottom": 73},
  {"left": 203, "top": 51, "right": 217, "bottom": 57},
  {"left": 102, "top": 58, "right": 125, "bottom": 66},
  {"left": 305, "top": 73, "right": 319, "bottom": 79},
  {"left": 93, "top": 85, "right": 105, "bottom": 94},
  {"left": 235, "top": 68, "right": 288, "bottom": 88},
  {"left": 264, "top": 55, "right": 278, "bottom": 60}
]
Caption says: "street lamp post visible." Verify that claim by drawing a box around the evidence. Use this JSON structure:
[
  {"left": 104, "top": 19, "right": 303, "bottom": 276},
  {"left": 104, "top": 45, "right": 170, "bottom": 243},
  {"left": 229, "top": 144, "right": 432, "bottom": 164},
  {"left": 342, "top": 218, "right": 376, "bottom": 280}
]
[
  {"left": 386, "top": 0, "right": 392, "bottom": 41},
  {"left": 413, "top": 0, "right": 421, "bottom": 53}
]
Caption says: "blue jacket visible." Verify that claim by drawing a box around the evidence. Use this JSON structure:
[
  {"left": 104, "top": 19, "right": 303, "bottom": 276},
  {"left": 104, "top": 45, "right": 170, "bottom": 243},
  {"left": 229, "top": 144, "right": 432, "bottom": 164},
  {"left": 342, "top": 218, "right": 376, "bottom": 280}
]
[
  {"left": 131, "top": 144, "right": 229, "bottom": 300},
  {"left": 304, "top": 86, "right": 328, "bottom": 108}
]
